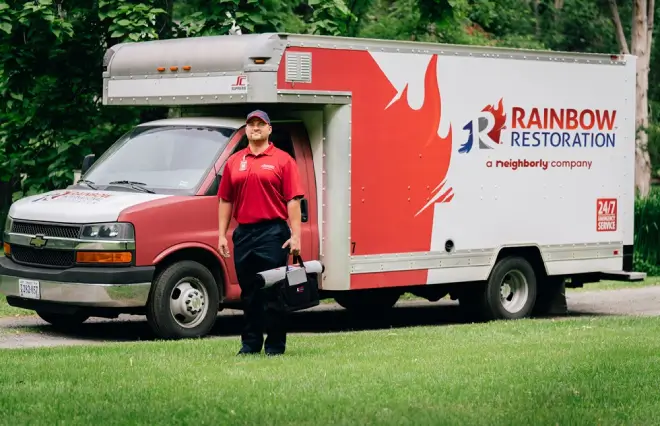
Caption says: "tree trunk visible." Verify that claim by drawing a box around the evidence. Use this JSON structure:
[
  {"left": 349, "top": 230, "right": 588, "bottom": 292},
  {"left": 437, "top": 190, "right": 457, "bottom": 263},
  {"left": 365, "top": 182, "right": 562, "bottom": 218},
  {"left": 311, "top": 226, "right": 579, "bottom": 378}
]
[
  {"left": 609, "top": 0, "right": 630, "bottom": 54},
  {"left": 533, "top": 0, "right": 540, "bottom": 37},
  {"left": 632, "top": 0, "right": 652, "bottom": 197}
]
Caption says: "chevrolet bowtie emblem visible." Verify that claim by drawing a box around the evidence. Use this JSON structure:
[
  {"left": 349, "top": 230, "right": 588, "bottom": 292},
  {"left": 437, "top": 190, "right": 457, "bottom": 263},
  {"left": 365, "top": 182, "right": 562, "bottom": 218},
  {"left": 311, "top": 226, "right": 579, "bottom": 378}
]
[{"left": 29, "top": 235, "right": 47, "bottom": 248}]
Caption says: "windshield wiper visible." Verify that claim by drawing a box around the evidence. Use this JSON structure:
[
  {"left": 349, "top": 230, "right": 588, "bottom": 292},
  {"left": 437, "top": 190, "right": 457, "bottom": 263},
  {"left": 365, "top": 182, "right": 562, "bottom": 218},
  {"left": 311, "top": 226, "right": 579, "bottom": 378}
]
[
  {"left": 77, "top": 179, "right": 98, "bottom": 190},
  {"left": 108, "top": 180, "right": 155, "bottom": 194}
]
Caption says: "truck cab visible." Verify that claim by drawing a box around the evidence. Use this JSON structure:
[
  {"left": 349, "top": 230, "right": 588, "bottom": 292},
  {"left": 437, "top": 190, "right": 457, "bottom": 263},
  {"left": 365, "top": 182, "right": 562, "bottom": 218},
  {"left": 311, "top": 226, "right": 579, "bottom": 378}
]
[{"left": 1, "top": 113, "right": 321, "bottom": 338}]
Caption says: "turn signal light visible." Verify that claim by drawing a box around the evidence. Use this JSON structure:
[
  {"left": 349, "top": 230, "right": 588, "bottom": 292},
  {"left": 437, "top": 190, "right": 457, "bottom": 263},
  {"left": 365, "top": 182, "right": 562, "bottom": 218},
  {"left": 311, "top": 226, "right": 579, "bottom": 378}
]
[
  {"left": 3, "top": 243, "right": 10, "bottom": 256},
  {"left": 77, "top": 251, "right": 132, "bottom": 264}
]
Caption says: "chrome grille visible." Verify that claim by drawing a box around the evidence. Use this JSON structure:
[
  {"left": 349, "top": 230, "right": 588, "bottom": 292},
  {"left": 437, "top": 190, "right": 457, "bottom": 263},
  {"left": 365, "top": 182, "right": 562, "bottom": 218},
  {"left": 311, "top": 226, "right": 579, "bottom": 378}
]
[
  {"left": 11, "top": 221, "right": 81, "bottom": 239},
  {"left": 10, "top": 246, "right": 76, "bottom": 268}
]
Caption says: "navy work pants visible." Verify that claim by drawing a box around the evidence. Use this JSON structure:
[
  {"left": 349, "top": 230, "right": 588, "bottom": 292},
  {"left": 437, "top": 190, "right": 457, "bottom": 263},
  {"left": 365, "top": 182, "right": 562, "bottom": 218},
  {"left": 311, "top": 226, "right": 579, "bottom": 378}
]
[{"left": 232, "top": 219, "right": 291, "bottom": 354}]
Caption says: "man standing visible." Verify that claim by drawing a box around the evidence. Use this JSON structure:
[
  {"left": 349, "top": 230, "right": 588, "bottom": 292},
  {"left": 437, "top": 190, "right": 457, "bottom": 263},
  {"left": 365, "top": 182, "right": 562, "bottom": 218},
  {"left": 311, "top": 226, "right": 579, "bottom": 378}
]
[{"left": 217, "top": 110, "right": 305, "bottom": 356}]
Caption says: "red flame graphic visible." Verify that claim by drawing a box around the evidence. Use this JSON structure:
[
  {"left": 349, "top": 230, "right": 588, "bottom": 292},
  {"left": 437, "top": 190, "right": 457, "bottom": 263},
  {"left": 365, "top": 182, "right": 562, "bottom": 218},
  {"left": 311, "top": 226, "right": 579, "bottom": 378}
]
[
  {"left": 482, "top": 98, "right": 506, "bottom": 144},
  {"left": 351, "top": 54, "right": 453, "bottom": 256},
  {"left": 277, "top": 49, "right": 454, "bottom": 288}
]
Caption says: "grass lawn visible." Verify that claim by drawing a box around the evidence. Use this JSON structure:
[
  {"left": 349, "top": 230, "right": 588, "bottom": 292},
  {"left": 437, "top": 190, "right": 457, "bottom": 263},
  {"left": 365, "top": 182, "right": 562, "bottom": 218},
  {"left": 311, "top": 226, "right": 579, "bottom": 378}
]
[
  {"left": 0, "top": 294, "right": 33, "bottom": 317},
  {"left": 1, "top": 316, "right": 660, "bottom": 425},
  {"left": 0, "top": 252, "right": 34, "bottom": 317}
]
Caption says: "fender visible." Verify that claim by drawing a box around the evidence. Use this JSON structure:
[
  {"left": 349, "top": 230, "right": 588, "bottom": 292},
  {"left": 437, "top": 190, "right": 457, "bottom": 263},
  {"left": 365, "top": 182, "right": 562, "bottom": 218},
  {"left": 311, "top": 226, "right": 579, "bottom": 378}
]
[{"left": 153, "top": 242, "right": 232, "bottom": 291}]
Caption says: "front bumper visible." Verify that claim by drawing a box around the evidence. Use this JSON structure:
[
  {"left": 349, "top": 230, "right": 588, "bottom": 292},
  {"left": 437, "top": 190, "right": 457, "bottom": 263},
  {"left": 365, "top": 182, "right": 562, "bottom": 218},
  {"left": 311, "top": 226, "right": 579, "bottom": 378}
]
[{"left": 0, "top": 256, "right": 155, "bottom": 308}]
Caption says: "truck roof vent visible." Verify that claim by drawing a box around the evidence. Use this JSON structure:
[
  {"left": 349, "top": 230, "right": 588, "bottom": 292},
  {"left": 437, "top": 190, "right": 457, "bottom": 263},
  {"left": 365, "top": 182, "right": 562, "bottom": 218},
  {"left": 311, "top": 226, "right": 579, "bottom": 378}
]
[{"left": 285, "top": 52, "right": 312, "bottom": 83}]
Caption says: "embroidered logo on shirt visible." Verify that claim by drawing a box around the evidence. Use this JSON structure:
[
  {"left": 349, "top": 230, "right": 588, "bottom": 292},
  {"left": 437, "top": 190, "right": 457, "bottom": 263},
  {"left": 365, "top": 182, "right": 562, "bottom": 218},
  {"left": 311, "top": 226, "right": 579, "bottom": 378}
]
[{"left": 261, "top": 164, "right": 275, "bottom": 170}]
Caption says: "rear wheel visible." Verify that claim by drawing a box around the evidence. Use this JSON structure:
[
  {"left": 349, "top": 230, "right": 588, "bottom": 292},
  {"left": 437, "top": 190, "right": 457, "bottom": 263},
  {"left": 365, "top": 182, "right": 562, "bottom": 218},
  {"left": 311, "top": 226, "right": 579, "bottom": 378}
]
[
  {"left": 459, "top": 256, "right": 537, "bottom": 321},
  {"left": 146, "top": 260, "right": 220, "bottom": 340}
]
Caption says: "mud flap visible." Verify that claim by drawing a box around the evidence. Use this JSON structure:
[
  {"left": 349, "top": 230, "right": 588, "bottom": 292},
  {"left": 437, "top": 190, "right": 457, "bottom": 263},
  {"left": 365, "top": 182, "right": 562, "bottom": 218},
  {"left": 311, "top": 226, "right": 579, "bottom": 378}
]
[{"left": 533, "top": 277, "right": 568, "bottom": 316}]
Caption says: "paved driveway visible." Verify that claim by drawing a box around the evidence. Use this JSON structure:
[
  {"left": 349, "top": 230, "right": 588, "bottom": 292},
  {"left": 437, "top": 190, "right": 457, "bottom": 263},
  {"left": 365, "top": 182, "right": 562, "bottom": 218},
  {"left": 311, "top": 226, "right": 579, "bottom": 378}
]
[{"left": 1, "top": 286, "right": 658, "bottom": 349}]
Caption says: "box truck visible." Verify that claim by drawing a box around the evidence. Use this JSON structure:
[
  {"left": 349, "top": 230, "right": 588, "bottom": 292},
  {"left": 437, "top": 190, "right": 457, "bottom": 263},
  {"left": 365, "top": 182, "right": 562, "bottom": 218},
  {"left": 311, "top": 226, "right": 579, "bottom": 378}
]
[{"left": 0, "top": 32, "right": 645, "bottom": 339}]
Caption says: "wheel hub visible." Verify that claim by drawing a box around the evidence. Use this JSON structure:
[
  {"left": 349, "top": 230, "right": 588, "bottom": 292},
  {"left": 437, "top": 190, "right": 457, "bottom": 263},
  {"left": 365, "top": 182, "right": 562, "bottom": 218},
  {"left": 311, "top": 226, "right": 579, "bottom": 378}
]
[
  {"left": 499, "top": 270, "right": 529, "bottom": 314},
  {"left": 169, "top": 279, "right": 209, "bottom": 329},
  {"left": 185, "top": 289, "right": 204, "bottom": 314}
]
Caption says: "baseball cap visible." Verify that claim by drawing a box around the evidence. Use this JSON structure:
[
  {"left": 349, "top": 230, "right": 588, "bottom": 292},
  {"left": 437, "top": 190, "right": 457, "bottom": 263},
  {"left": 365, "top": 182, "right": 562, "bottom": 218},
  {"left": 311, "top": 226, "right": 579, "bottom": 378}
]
[{"left": 246, "top": 110, "right": 271, "bottom": 125}]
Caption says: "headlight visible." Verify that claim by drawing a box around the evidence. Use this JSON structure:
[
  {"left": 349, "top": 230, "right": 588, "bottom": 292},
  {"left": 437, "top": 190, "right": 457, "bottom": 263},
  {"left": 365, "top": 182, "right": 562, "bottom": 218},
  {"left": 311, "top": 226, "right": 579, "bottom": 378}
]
[
  {"left": 81, "top": 222, "right": 134, "bottom": 240},
  {"left": 4, "top": 215, "right": 12, "bottom": 233}
]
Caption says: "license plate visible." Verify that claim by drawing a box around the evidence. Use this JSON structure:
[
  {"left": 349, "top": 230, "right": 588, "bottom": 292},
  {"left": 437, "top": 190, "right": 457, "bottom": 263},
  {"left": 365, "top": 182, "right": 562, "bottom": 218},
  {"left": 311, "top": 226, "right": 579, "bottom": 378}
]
[{"left": 18, "top": 279, "right": 40, "bottom": 300}]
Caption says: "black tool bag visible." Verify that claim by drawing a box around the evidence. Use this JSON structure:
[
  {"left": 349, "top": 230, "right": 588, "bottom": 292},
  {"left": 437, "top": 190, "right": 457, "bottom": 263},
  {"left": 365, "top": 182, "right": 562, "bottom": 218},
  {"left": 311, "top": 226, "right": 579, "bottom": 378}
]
[{"left": 268, "top": 254, "right": 320, "bottom": 313}]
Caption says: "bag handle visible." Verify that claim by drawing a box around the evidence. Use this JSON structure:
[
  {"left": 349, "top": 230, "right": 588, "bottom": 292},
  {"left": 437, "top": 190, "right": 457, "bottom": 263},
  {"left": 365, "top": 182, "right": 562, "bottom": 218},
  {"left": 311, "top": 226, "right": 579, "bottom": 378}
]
[{"left": 287, "top": 253, "right": 305, "bottom": 269}]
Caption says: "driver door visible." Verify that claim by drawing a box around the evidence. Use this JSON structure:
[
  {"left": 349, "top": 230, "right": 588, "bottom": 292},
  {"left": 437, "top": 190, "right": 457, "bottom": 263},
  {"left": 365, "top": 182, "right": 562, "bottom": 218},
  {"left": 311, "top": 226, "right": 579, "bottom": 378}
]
[{"left": 209, "top": 121, "right": 319, "bottom": 289}]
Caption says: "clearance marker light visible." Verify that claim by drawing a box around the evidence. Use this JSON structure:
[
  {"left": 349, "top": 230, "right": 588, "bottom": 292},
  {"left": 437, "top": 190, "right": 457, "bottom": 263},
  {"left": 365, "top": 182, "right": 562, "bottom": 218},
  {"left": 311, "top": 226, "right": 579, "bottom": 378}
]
[{"left": 156, "top": 66, "right": 191, "bottom": 72}]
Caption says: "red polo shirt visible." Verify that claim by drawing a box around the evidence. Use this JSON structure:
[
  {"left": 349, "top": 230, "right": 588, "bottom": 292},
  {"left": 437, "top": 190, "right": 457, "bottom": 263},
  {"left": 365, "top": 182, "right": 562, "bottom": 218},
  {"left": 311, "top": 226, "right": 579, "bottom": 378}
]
[{"left": 218, "top": 143, "right": 305, "bottom": 224}]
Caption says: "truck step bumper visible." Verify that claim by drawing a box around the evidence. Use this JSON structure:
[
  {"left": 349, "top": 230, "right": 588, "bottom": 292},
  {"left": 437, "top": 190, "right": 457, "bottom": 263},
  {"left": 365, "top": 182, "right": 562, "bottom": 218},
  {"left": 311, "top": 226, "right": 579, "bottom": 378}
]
[
  {"left": 0, "top": 275, "right": 152, "bottom": 308},
  {"left": 599, "top": 270, "right": 647, "bottom": 282}
]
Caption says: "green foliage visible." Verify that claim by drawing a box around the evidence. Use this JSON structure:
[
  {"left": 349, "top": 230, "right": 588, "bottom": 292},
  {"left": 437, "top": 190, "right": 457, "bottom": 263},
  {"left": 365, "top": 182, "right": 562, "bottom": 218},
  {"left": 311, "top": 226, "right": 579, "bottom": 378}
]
[
  {"left": 172, "top": 0, "right": 356, "bottom": 38},
  {"left": 0, "top": 0, "right": 356, "bottom": 207},
  {"left": 0, "top": 0, "right": 144, "bottom": 203},
  {"left": 358, "top": 0, "right": 422, "bottom": 41},
  {"left": 634, "top": 188, "right": 660, "bottom": 276},
  {"left": 99, "top": 0, "right": 167, "bottom": 42}
]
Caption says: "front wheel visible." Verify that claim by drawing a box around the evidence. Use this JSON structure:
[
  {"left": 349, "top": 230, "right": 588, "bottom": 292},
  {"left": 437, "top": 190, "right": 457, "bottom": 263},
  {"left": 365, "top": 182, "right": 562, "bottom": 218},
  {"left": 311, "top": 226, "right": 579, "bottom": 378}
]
[{"left": 146, "top": 260, "right": 220, "bottom": 340}]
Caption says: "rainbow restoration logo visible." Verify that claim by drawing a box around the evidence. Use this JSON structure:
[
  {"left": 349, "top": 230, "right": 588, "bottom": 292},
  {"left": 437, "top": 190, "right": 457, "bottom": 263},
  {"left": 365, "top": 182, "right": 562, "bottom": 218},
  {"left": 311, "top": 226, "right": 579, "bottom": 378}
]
[{"left": 457, "top": 98, "right": 617, "bottom": 171}]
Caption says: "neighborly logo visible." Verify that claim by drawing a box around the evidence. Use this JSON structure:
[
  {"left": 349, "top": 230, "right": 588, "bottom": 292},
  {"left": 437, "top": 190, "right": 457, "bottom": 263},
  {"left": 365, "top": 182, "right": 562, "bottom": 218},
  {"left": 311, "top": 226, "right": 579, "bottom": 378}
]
[{"left": 29, "top": 235, "right": 47, "bottom": 248}]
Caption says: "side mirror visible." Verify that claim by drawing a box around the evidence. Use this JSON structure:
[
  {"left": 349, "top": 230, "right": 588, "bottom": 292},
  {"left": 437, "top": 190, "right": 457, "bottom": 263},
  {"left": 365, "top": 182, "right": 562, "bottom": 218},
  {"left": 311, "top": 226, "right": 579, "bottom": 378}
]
[
  {"left": 81, "top": 154, "right": 96, "bottom": 174},
  {"left": 300, "top": 198, "right": 308, "bottom": 223}
]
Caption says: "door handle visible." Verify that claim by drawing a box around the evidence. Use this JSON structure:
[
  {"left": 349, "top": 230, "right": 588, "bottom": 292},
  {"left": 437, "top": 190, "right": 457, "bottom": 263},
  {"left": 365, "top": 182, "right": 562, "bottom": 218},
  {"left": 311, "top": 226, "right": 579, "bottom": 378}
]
[{"left": 300, "top": 198, "right": 308, "bottom": 223}]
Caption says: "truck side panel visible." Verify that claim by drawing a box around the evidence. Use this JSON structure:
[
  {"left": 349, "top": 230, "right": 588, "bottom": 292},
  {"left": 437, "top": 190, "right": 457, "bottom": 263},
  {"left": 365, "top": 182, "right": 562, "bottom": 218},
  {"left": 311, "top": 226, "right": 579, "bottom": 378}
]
[{"left": 277, "top": 46, "right": 635, "bottom": 291}]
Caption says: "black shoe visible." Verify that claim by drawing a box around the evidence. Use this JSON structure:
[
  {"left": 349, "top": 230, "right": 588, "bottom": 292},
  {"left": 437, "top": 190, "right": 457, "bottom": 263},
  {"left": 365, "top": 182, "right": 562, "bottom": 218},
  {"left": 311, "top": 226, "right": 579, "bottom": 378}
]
[{"left": 237, "top": 348, "right": 260, "bottom": 356}]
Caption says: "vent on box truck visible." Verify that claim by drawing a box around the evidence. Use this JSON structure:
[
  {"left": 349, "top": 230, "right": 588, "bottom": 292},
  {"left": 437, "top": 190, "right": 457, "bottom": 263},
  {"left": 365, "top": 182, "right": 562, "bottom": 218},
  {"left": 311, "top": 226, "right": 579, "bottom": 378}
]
[{"left": 285, "top": 52, "right": 312, "bottom": 83}]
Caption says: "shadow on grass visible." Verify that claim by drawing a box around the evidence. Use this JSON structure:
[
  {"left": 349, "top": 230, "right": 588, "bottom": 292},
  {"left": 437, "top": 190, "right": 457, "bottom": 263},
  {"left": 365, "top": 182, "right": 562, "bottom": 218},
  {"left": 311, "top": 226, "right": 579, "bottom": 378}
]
[{"left": 1, "top": 300, "right": 612, "bottom": 345}]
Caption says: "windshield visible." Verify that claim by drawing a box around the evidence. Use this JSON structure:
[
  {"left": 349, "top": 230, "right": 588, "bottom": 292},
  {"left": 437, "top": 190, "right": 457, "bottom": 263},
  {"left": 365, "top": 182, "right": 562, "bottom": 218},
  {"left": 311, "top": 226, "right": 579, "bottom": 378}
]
[{"left": 83, "top": 125, "right": 235, "bottom": 194}]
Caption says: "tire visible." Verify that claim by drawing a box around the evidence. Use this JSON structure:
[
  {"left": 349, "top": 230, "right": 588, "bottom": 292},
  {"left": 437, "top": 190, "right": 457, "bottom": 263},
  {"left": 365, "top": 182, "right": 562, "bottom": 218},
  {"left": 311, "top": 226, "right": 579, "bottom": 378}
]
[
  {"left": 482, "top": 256, "right": 537, "bottom": 320},
  {"left": 146, "top": 260, "right": 220, "bottom": 340},
  {"left": 37, "top": 311, "right": 90, "bottom": 328},
  {"left": 334, "top": 289, "right": 401, "bottom": 313}
]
